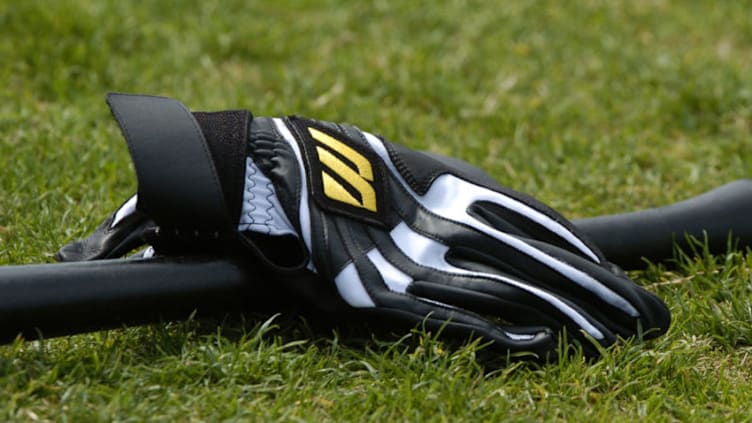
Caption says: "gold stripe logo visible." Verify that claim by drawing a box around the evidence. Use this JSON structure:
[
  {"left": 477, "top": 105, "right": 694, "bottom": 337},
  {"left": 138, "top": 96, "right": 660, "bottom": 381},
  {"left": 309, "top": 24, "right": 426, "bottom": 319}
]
[{"left": 308, "top": 127, "right": 377, "bottom": 212}]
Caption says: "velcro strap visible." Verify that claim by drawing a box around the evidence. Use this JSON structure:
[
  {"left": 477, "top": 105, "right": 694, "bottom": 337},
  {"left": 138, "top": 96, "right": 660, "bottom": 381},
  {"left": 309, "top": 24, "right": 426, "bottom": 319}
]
[{"left": 106, "top": 93, "right": 230, "bottom": 231}]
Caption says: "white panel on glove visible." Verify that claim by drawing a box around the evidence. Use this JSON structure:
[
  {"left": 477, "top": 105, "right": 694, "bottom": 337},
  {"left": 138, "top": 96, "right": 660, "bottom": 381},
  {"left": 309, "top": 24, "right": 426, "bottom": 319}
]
[{"left": 362, "top": 131, "right": 638, "bottom": 318}]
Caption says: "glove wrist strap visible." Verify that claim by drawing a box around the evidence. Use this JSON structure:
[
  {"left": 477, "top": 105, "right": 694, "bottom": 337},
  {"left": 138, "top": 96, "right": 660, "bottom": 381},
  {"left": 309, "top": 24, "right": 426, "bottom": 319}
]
[{"left": 106, "top": 93, "right": 232, "bottom": 233}]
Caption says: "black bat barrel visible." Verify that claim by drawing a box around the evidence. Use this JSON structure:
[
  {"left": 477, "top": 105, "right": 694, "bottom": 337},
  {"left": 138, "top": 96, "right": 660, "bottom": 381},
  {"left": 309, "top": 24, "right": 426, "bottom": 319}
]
[
  {"left": 574, "top": 179, "right": 752, "bottom": 269},
  {"left": 0, "top": 255, "right": 267, "bottom": 342}
]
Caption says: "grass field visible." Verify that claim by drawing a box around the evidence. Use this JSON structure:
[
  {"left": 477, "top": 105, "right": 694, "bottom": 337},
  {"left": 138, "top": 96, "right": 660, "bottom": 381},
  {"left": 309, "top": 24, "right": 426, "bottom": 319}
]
[{"left": 1, "top": 0, "right": 752, "bottom": 420}]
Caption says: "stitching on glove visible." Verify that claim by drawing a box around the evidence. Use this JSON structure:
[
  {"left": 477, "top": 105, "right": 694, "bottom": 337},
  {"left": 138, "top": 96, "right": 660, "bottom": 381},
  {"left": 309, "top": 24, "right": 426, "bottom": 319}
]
[
  {"left": 385, "top": 176, "right": 477, "bottom": 246},
  {"left": 381, "top": 137, "right": 453, "bottom": 196},
  {"left": 246, "top": 161, "right": 257, "bottom": 225},
  {"left": 279, "top": 118, "right": 308, "bottom": 222},
  {"left": 387, "top": 142, "right": 421, "bottom": 193},
  {"left": 264, "top": 181, "right": 276, "bottom": 230},
  {"left": 333, "top": 219, "right": 380, "bottom": 301},
  {"left": 364, "top": 225, "right": 492, "bottom": 281}
]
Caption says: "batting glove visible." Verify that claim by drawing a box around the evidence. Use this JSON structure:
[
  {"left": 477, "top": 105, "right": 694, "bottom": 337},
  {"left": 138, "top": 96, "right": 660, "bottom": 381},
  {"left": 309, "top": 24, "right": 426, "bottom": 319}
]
[{"left": 58, "top": 93, "right": 671, "bottom": 356}]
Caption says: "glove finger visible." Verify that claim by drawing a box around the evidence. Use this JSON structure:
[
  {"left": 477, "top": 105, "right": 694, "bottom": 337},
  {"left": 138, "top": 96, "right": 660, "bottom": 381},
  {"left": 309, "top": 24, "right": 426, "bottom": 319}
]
[
  {"left": 407, "top": 279, "right": 617, "bottom": 350},
  {"left": 467, "top": 199, "right": 605, "bottom": 264},
  {"left": 379, "top": 140, "right": 604, "bottom": 265},
  {"left": 365, "top": 289, "right": 558, "bottom": 357},
  {"left": 521, "top": 239, "right": 670, "bottom": 339},
  {"left": 422, "top": 150, "right": 610, "bottom": 268},
  {"left": 448, "top": 240, "right": 669, "bottom": 339},
  {"left": 56, "top": 194, "right": 152, "bottom": 262}
]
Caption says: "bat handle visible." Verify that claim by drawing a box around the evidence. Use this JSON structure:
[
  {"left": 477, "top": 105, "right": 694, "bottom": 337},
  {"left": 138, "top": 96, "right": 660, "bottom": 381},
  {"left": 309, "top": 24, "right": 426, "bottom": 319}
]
[
  {"left": 0, "top": 255, "right": 267, "bottom": 342},
  {"left": 573, "top": 180, "right": 752, "bottom": 269}
]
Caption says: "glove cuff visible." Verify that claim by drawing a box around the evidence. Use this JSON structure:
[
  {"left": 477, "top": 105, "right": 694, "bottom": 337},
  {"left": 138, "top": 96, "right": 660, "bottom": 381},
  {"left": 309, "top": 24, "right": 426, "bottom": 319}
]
[
  {"left": 192, "top": 110, "right": 252, "bottom": 224},
  {"left": 106, "top": 93, "right": 248, "bottom": 234}
]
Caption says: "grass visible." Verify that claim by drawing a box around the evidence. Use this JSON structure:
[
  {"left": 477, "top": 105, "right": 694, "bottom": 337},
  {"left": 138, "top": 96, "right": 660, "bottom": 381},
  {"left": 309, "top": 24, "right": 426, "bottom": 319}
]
[{"left": 1, "top": 0, "right": 752, "bottom": 420}]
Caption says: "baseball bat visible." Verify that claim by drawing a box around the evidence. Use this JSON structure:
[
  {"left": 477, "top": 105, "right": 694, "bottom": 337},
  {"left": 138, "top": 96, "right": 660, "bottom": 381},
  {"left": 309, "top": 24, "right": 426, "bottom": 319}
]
[
  {"left": 0, "top": 179, "right": 750, "bottom": 341},
  {"left": 0, "top": 255, "right": 273, "bottom": 342},
  {"left": 573, "top": 179, "right": 752, "bottom": 269}
]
